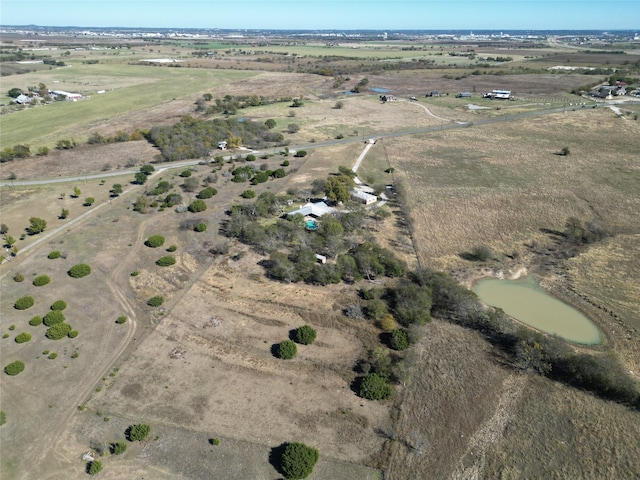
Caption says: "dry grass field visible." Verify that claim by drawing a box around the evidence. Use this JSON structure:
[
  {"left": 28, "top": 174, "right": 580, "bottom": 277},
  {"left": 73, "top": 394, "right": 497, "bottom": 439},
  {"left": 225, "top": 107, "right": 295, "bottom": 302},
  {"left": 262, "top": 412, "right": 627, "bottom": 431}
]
[{"left": 2, "top": 38, "right": 639, "bottom": 480}]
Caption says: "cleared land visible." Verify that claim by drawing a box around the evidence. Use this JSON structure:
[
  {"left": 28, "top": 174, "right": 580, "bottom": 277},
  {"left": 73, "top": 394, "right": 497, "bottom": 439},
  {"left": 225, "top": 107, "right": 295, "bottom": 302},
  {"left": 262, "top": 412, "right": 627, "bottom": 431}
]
[{"left": 1, "top": 35, "right": 639, "bottom": 480}]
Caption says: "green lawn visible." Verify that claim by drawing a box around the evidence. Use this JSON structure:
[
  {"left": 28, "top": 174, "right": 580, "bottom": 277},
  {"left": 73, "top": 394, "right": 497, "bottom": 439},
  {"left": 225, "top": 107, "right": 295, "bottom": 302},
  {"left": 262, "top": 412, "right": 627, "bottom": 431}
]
[{"left": 1, "top": 64, "right": 258, "bottom": 147}]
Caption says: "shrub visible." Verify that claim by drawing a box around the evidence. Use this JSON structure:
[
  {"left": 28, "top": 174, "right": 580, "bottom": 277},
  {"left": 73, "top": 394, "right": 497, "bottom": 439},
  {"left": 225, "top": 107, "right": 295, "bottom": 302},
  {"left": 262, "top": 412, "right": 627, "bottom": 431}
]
[
  {"left": 282, "top": 159, "right": 290, "bottom": 167},
  {"left": 276, "top": 340, "right": 297, "bottom": 360},
  {"left": 167, "top": 245, "right": 177, "bottom": 252},
  {"left": 4, "top": 361, "right": 25, "bottom": 376},
  {"left": 180, "top": 169, "right": 192, "bottom": 177},
  {"left": 390, "top": 329, "right": 409, "bottom": 351},
  {"left": 8, "top": 325, "right": 15, "bottom": 331},
  {"left": 68, "top": 264, "right": 91, "bottom": 278},
  {"left": 48, "top": 251, "right": 61, "bottom": 259},
  {"left": 33, "top": 275, "right": 51, "bottom": 287},
  {"left": 111, "top": 441, "right": 127, "bottom": 455},
  {"left": 68, "top": 330, "right": 79, "bottom": 338},
  {"left": 46, "top": 323, "right": 72, "bottom": 340},
  {"left": 156, "top": 255, "right": 176, "bottom": 267},
  {"left": 294, "top": 325, "right": 317, "bottom": 345},
  {"left": 209, "top": 437, "right": 221, "bottom": 446},
  {"left": 14, "top": 296, "right": 34, "bottom": 310},
  {"left": 87, "top": 460, "right": 102, "bottom": 475},
  {"left": 84, "top": 197, "right": 95, "bottom": 206},
  {"left": 359, "top": 373, "right": 392, "bottom": 400},
  {"left": 48, "top": 352, "right": 58, "bottom": 359},
  {"left": 43, "top": 311, "right": 65, "bottom": 326},
  {"left": 294, "top": 150, "right": 307, "bottom": 158},
  {"left": 194, "top": 222, "right": 207, "bottom": 232},
  {"left": 15, "top": 332, "right": 32, "bottom": 343},
  {"left": 131, "top": 270, "right": 139, "bottom": 277},
  {"left": 281, "top": 442, "right": 319, "bottom": 480},
  {"left": 241, "top": 189, "right": 256, "bottom": 199},
  {"left": 188, "top": 199, "right": 207, "bottom": 212},
  {"left": 51, "top": 300, "right": 67, "bottom": 311},
  {"left": 379, "top": 314, "right": 396, "bottom": 332},
  {"left": 13, "top": 273, "right": 24, "bottom": 282},
  {"left": 116, "top": 316, "right": 127, "bottom": 324},
  {"left": 145, "top": 235, "right": 165, "bottom": 248},
  {"left": 27, "top": 217, "right": 46, "bottom": 235},
  {"left": 147, "top": 296, "right": 164, "bottom": 307},
  {"left": 197, "top": 187, "right": 217, "bottom": 199},
  {"left": 29, "top": 316, "right": 43, "bottom": 326},
  {"left": 127, "top": 424, "right": 151, "bottom": 442}
]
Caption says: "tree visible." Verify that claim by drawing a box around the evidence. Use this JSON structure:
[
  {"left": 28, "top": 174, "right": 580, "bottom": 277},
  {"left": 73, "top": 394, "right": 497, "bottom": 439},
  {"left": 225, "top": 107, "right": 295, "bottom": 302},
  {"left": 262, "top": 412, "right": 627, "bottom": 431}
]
[
  {"left": 287, "top": 124, "right": 300, "bottom": 134},
  {"left": 110, "top": 184, "right": 123, "bottom": 197},
  {"left": 334, "top": 101, "right": 344, "bottom": 109},
  {"left": 59, "top": 208, "right": 69, "bottom": 219},
  {"left": 194, "top": 222, "right": 207, "bottom": 232},
  {"left": 4, "top": 236, "right": 16, "bottom": 248},
  {"left": 111, "top": 441, "right": 127, "bottom": 455},
  {"left": 134, "top": 172, "right": 147, "bottom": 185},
  {"left": 4, "top": 361, "right": 25, "bottom": 376},
  {"left": 265, "top": 118, "right": 277, "bottom": 129},
  {"left": 8, "top": 87, "right": 22, "bottom": 98},
  {"left": 295, "top": 325, "right": 317, "bottom": 345},
  {"left": 182, "top": 176, "right": 199, "bottom": 192},
  {"left": 27, "top": 217, "right": 46, "bottom": 235},
  {"left": 140, "top": 164, "right": 155, "bottom": 175},
  {"left": 87, "top": 460, "right": 103, "bottom": 475},
  {"left": 84, "top": 197, "right": 95, "bottom": 206},
  {"left": 0, "top": 224, "right": 8, "bottom": 234},
  {"left": 291, "top": 98, "right": 304, "bottom": 107},
  {"left": 276, "top": 340, "right": 297, "bottom": 359},
  {"left": 197, "top": 187, "right": 217, "bottom": 199},
  {"left": 390, "top": 329, "right": 409, "bottom": 351},
  {"left": 324, "top": 176, "right": 350, "bottom": 203},
  {"left": 280, "top": 442, "right": 319, "bottom": 480},
  {"left": 359, "top": 373, "right": 392, "bottom": 400},
  {"left": 72, "top": 186, "right": 81, "bottom": 197},
  {"left": 127, "top": 424, "right": 151, "bottom": 442},
  {"left": 560, "top": 146, "right": 571, "bottom": 156}
]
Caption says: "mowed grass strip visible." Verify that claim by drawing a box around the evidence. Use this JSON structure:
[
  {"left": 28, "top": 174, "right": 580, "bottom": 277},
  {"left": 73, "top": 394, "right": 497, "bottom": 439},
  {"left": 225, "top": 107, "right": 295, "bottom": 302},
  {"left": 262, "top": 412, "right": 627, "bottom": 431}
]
[{"left": 1, "top": 65, "right": 259, "bottom": 147}]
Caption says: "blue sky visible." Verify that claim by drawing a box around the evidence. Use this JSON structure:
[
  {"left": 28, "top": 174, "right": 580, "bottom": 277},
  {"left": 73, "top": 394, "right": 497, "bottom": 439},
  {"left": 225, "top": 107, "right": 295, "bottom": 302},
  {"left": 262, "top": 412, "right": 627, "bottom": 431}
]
[{"left": 1, "top": 0, "right": 638, "bottom": 30}]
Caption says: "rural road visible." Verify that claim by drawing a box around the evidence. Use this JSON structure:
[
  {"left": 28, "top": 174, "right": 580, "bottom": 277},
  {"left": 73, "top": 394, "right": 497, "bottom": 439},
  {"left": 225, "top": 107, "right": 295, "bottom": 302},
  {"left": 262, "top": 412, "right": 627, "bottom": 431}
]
[{"left": 0, "top": 103, "right": 607, "bottom": 188}]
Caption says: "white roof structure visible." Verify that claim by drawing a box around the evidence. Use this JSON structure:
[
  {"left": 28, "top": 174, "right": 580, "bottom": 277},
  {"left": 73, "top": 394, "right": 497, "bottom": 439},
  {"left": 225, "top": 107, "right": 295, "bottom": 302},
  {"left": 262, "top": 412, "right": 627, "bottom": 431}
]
[
  {"left": 287, "top": 201, "right": 336, "bottom": 218},
  {"left": 350, "top": 189, "right": 377, "bottom": 205}
]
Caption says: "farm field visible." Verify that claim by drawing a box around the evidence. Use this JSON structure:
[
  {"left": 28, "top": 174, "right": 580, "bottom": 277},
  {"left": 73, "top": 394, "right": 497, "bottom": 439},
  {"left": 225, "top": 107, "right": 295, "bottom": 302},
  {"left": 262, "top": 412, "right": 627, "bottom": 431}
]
[{"left": 1, "top": 31, "right": 640, "bottom": 480}]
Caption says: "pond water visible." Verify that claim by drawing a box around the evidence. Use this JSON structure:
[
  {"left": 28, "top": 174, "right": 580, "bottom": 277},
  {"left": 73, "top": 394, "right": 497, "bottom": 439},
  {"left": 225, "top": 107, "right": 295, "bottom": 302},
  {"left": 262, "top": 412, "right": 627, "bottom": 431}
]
[
  {"left": 473, "top": 276, "right": 602, "bottom": 345},
  {"left": 370, "top": 87, "right": 389, "bottom": 93}
]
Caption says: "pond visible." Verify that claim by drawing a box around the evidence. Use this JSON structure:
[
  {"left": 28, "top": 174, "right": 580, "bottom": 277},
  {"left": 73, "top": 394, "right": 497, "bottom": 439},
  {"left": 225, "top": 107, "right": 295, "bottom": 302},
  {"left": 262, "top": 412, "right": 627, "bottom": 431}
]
[
  {"left": 473, "top": 276, "right": 602, "bottom": 345},
  {"left": 370, "top": 87, "right": 388, "bottom": 93}
]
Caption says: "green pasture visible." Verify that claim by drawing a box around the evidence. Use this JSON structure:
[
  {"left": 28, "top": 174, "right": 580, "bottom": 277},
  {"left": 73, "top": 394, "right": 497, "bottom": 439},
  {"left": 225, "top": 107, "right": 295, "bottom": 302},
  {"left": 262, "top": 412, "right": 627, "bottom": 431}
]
[{"left": 0, "top": 64, "right": 258, "bottom": 147}]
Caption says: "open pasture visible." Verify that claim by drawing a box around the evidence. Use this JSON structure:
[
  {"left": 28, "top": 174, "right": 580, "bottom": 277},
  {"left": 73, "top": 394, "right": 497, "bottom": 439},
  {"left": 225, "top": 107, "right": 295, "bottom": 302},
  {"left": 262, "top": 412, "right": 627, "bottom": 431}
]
[{"left": 386, "top": 107, "right": 640, "bottom": 270}]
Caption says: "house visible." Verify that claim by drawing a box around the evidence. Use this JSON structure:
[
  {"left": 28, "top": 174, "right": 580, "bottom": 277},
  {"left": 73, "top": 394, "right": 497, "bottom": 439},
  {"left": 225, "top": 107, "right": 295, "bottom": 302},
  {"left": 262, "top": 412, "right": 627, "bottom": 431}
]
[
  {"left": 350, "top": 189, "right": 377, "bottom": 205},
  {"left": 14, "top": 94, "right": 32, "bottom": 104},
  {"left": 287, "top": 201, "right": 336, "bottom": 218},
  {"left": 456, "top": 92, "right": 473, "bottom": 98},
  {"left": 217, "top": 141, "right": 228, "bottom": 150},
  {"left": 428, "top": 91, "right": 440, "bottom": 97}
]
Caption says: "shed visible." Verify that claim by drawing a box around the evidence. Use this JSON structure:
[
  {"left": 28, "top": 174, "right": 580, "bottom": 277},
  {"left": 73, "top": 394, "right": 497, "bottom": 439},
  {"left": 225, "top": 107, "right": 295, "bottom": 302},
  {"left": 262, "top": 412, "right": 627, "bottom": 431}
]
[
  {"left": 315, "top": 254, "right": 327, "bottom": 264},
  {"left": 351, "top": 189, "right": 377, "bottom": 205},
  {"left": 456, "top": 92, "right": 473, "bottom": 98}
]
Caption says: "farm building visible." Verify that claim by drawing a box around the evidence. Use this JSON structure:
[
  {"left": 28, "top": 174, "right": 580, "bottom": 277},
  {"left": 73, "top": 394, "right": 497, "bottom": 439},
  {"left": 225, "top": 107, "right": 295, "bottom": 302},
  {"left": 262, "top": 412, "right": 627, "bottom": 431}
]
[
  {"left": 287, "top": 201, "right": 336, "bottom": 218},
  {"left": 351, "top": 189, "right": 377, "bottom": 205},
  {"left": 428, "top": 91, "right": 440, "bottom": 97},
  {"left": 50, "top": 90, "right": 83, "bottom": 101},
  {"left": 14, "top": 94, "right": 32, "bottom": 104},
  {"left": 456, "top": 92, "right": 473, "bottom": 98}
]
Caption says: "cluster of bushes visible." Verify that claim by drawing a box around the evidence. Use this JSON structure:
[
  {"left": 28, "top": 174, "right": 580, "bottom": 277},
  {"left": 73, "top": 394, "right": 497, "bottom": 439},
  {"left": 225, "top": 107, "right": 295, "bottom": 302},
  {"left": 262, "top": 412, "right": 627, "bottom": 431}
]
[
  {"left": 275, "top": 325, "right": 317, "bottom": 360},
  {"left": 229, "top": 164, "right": 286, "bottom": 184},
  {"left": 126, "top": 423, "right": 151, "bottom": 442},
  {"left": 147, "top": 115, "right": 285, "bottom": 162},
  {"left": 87, "top": 129, "right": 145, "bottom": 145},
  {"left": 147, "top": 296, "right": 164, "bottom": 307},
  {"left": 197, "top": 186, "right": 217, "bottom": 199},
  {"left": 199, "top": 94, "right": 289, "bottom": 116},
  {"left": 156, "top": 255, "right": 176, "bottom": 267},
  {"left": 48, "top": 251, "right": 61, "bottom": 259},
  {"left": 1, "top": 144, "right": 31, "bottom": 163}
]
